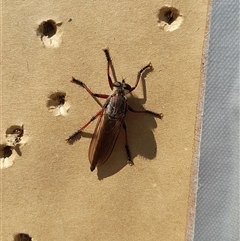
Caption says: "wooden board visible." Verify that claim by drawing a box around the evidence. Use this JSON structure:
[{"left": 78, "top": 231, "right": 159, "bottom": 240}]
[{"left": 1, "top": 1, "right": 209, "bottom": 240}]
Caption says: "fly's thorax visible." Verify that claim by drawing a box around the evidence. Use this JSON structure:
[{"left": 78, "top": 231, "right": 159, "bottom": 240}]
[{"left": 106, "top": 92, "right": 127, "bottom": 119}]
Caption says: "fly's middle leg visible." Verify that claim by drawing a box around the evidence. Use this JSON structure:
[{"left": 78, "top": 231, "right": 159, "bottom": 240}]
[
  {"left": 122, "top": 122, "right": 134, "bottom": 166},
  {"left": 130, "top": 63, "right": 152, "bottom": 92},
  {"left": 66, "top": 110, "right": 103, "bottom": 144}
]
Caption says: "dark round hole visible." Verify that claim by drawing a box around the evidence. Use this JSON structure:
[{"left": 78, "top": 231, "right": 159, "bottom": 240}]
[
  {"left": 14, "top": 233, "right": 32, "bottom": 241},
  {"left": 3, "top": 146, "right": 13, "bottom": 158},
  {"left": 6, "top": 125, "right": 24, "bottom": 136},
  {"left": 0, "top": 145, "right": 13, "bottom": 158},
  {"left": 38, "top": 20, "right": 57, "bottom": 38},
  {"left": 47, "top": 92, "right": 66, "bottom": 107},
  {"left": 158, "top": 7, "right": 179, "bottom": 25}
]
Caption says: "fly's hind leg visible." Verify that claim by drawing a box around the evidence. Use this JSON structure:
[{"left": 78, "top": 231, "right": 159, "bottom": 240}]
[{"left": 122, "top": 122, "right": 134, "bottom": 166}]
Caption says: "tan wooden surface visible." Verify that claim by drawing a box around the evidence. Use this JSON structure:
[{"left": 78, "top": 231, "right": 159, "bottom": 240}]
[{"left": 1, "top": 1, "right": 209, "bottom": 240}]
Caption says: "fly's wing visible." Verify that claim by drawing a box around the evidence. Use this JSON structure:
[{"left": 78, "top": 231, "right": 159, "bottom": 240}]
[{"left": 88, "top": 111, "right": 124, "bottom": 171}]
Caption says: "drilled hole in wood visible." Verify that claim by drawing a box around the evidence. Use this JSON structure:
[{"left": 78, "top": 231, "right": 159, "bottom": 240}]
[
  {"left": 14, "top": 233, "right": 32, "bottom": 241},
  {"left": 2, "top": 145, "right": 13, "bottom": 158},
  {"left": 37, "top": 20, "right": 57, "bottom": 38},
  {"left": 47, "top": 92, "right": 70, "bottom": 116},
  {"left": 37, "top": 19, "right": 63, "bottom": 48},
  {"left": 157, "top": 6, "right": 183, "bottom": 31},
  {"left": 5, "top": 125, "right": 24, "bottom": 146},
  {"left": 1, "top": 125, "right": 28, "bottom": 169}
]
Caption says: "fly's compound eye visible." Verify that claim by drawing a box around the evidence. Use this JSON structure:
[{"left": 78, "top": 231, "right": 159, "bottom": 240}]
[
  {"left": 113, "top": 82, "right": 121, "bottom": 88},
  {"left": 122, "top": 83, "right": 132, "bottom": 92}
]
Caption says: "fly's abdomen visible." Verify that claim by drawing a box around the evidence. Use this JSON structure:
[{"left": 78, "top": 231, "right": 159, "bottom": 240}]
[{"left": 88, "top": 113, "right": 124, "bottom": 171}]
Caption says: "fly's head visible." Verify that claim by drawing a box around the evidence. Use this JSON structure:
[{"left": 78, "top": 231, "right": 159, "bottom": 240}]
[{"left": 113, "top": 79, "right": 132, "bottom": 95}]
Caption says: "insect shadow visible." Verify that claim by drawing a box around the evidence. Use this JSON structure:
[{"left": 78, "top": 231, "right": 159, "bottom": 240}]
[
  {"left": 66, "top": 48, "right": 163, "bottom": 178},
  {"left": 67, "top": 131, "right": 92, "bottom": 144}
]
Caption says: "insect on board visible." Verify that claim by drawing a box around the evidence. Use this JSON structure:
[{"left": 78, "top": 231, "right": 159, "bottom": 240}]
[{"left": 66, "top": 48, "right": 163, "bottom": 171}]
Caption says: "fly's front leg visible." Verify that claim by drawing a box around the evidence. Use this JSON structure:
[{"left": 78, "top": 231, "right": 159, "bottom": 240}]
[
  {"left": 128, "top": 106, "right": 163, "bottom": 119},
  {"left": 103, "top": 48, "right": 114, "bottom": 90},
  {"left": 66, "top": 109, "right": 103, "bottom": 144},
  {"left": 71, "top": 77, "right": 109, "bottom": 107},
  {"left": 122, "top": 122, "right": 134, "bottom": 166},
  {"left": 71, "top": 77, "right": 109, "bottom": 99}
]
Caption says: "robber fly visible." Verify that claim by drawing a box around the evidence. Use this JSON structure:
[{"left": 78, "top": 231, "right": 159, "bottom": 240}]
[{"left": 66, "top": 48, "right": 163, "bottom": 171}]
